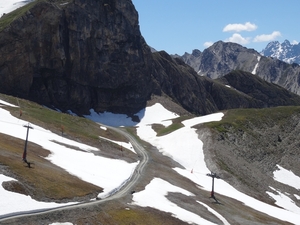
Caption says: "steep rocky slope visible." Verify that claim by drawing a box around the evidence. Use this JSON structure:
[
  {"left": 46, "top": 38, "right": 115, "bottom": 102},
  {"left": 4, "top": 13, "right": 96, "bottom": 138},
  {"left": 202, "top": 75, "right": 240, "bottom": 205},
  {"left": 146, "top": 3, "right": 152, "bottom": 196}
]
[{"left": 201, "top": 106, "right": 300, "bottom": 207}]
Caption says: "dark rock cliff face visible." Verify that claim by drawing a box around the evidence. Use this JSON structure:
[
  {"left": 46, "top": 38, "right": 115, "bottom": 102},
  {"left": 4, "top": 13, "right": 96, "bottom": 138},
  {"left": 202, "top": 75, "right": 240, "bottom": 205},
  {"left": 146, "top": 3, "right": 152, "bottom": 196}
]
[
  {"left": 151, "top": 51, "right": 218, "bottom": 115},
  {"left": 217, "top": 70, "right": 300, "bottom": 107},
  {"left": 0, "top": 0, "right": 154, "bottom": 114},
  {"left": 1, "top": 1, "right": 300, "bottom": 116}
]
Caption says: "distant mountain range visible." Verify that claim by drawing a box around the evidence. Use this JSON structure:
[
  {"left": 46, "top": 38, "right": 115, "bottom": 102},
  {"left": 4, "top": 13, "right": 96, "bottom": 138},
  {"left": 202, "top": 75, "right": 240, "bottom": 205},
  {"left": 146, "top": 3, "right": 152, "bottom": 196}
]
[
  {"left": 179, "top": 40, "right": 300, "bottom": 80},
  {"left": 179, "top": 41, "right": 300, "bottom": 96},
  {"left": 261, "top": 40, "right": 300, "bottom": 65}
]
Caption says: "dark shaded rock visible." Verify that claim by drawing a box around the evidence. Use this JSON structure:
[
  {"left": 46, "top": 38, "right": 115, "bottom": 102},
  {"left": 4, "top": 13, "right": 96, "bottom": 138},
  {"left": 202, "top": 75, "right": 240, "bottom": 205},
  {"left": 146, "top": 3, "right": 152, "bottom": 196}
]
[
  {"left": 217, "top": 70, "right": 300, "bottom": 107},
  {"left": 0, "top": 0, "right": 154, "bottom": 115},
  {"left": 151, "top": 51, "right": 218, "bottom": 115}
]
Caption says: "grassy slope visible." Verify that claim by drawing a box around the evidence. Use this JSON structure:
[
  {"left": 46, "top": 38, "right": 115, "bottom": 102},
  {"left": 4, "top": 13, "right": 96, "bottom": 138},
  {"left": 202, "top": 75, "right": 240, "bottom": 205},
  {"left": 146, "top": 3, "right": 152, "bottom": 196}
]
[
  {"left": 0, "top": 0, "right": 73, "bottom": 31},
  {"left": 0, "top": 93, "right": 130, "bottom": 201},
  {"left": 0, "top": 0, "right": 39, "bottom": 31},
  {"left": 205, "top": 106, "right": 300, "bottom": 133}
]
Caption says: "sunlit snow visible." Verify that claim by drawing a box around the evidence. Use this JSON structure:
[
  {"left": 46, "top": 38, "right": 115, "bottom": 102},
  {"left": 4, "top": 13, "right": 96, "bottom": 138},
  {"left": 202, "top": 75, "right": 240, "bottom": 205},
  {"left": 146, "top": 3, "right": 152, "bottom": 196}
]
[
  {"left": 129, "top": 104, "right": 300, "bottom": 224},
  {"left": 2, "top": 0, "right": 300, "bottom": 224},
  {"left": 267, "top": 188, "right": 300, "bottom": 214},
  {"left": 0, "top": 99, "right": 138, "bottom": 216},
  {"left": 273, "top": 165, "right": 300, "bottom": 190},
  {"left": 251, "top": 55, "right": 261, "bottom": 74},
  {"left": 132, "top": 177, "right": 216, "bottom": 225},
  {"left": 2, "top": 96, "right": 300, "bottom": 224},
  {"left": 0, "top": 174, "right": 74, "bottom": 215}
]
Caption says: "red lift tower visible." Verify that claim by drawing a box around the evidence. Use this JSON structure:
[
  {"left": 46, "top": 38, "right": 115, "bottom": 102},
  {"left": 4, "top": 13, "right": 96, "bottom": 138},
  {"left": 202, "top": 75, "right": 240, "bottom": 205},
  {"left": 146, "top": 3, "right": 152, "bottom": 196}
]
[{"left": 206, "top": 171, "right": 220, "bottom": 203}]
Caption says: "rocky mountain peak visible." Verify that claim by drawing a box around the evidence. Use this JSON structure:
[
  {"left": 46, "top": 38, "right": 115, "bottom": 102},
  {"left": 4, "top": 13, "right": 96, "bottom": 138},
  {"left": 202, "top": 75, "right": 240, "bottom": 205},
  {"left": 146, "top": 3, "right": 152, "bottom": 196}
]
[
  {"left": 191, "top": 49, "right": 201, "bottom": 57},
  {"left": 0, "top": 0, "right": 154, "bottom": 115},
  {"left": 282, "top": 39, "right": 291, "bottom": 46},
  {"left": 193, "top": 41, "right": 260, "bottom": 78}
]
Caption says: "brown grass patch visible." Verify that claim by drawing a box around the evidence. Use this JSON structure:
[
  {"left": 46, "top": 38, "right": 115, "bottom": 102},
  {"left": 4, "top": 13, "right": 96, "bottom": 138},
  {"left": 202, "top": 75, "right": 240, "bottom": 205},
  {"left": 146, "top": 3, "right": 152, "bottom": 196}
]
[{"left": 0, "top": 133, "right": 102, "bottom": 202}]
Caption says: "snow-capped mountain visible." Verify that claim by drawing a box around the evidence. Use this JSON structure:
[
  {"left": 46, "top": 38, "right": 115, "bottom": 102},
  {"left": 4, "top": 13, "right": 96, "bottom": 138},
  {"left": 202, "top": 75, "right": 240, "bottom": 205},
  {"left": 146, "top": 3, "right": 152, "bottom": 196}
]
[{"left": 261, "top": 40, "right": 300, "bottom": 64}]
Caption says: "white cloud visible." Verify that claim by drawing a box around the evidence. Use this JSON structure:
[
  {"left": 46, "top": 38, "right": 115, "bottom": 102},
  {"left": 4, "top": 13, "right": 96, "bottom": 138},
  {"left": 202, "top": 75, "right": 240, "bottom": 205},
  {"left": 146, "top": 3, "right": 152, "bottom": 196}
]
[
  {"left": 291, "top": 40, "right": 299, "bottom": 45},
  {"left": 253, "top": 31, "right": 281, "bottom": 42},
  {"left": 203, "top": 41, "right": 213, "bottom": 48},
  {"left": 223, "top": 22, "right": 257, "bottom": 32},
  {"left": 224, "top": 33, "right": 251, "bottom": 45}
]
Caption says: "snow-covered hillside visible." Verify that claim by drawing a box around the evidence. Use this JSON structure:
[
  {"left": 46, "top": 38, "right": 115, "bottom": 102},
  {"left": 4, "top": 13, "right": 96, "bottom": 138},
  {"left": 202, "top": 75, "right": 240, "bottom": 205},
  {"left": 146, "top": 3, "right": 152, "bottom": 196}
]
[
  {"left": 2, "top": 96, "right": 300, "bottom": 224},
  {"left": 0, "top": 98, "right": 138, "bottom": 216}
]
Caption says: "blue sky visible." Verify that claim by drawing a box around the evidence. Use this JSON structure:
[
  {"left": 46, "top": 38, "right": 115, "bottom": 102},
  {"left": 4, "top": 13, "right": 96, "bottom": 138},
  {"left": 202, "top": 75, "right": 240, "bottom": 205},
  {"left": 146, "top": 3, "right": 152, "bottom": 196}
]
[{"left": 131, "top": 0, "right": 299, "bottom": 55}]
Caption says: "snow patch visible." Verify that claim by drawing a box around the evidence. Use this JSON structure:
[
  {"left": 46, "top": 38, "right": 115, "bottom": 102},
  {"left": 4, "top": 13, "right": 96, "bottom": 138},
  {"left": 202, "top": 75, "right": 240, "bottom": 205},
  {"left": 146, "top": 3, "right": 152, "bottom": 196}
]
[
  {"left": 0, "top": 174, "right": 74, "bottom": 215},
  {"left": 197, "top": 201, "right": 231, "bottom": 225},
  {"left": 99, "top": 136, "right": 135, "bottom": 153},
  {"left": 0, "top": 99, "right": 18, "bottom": 107},
  {"left": 251, "top": 55, "right": 261, "bottom": 74},
  {"left": 132, "top": 178, "right": 216, "bottom": 225},
  {"left": 267, "top": 188, "right": 300, "bottom": 214},
  {"left": 273, "top": 165, "right": 300, "bottom": 190}
]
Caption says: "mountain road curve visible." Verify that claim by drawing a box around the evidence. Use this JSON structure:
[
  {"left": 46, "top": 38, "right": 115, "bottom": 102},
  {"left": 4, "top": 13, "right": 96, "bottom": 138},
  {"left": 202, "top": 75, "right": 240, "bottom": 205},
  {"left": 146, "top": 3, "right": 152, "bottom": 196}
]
[{"left": 0, "top": 124, "right": 149, "bottom": 223}]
